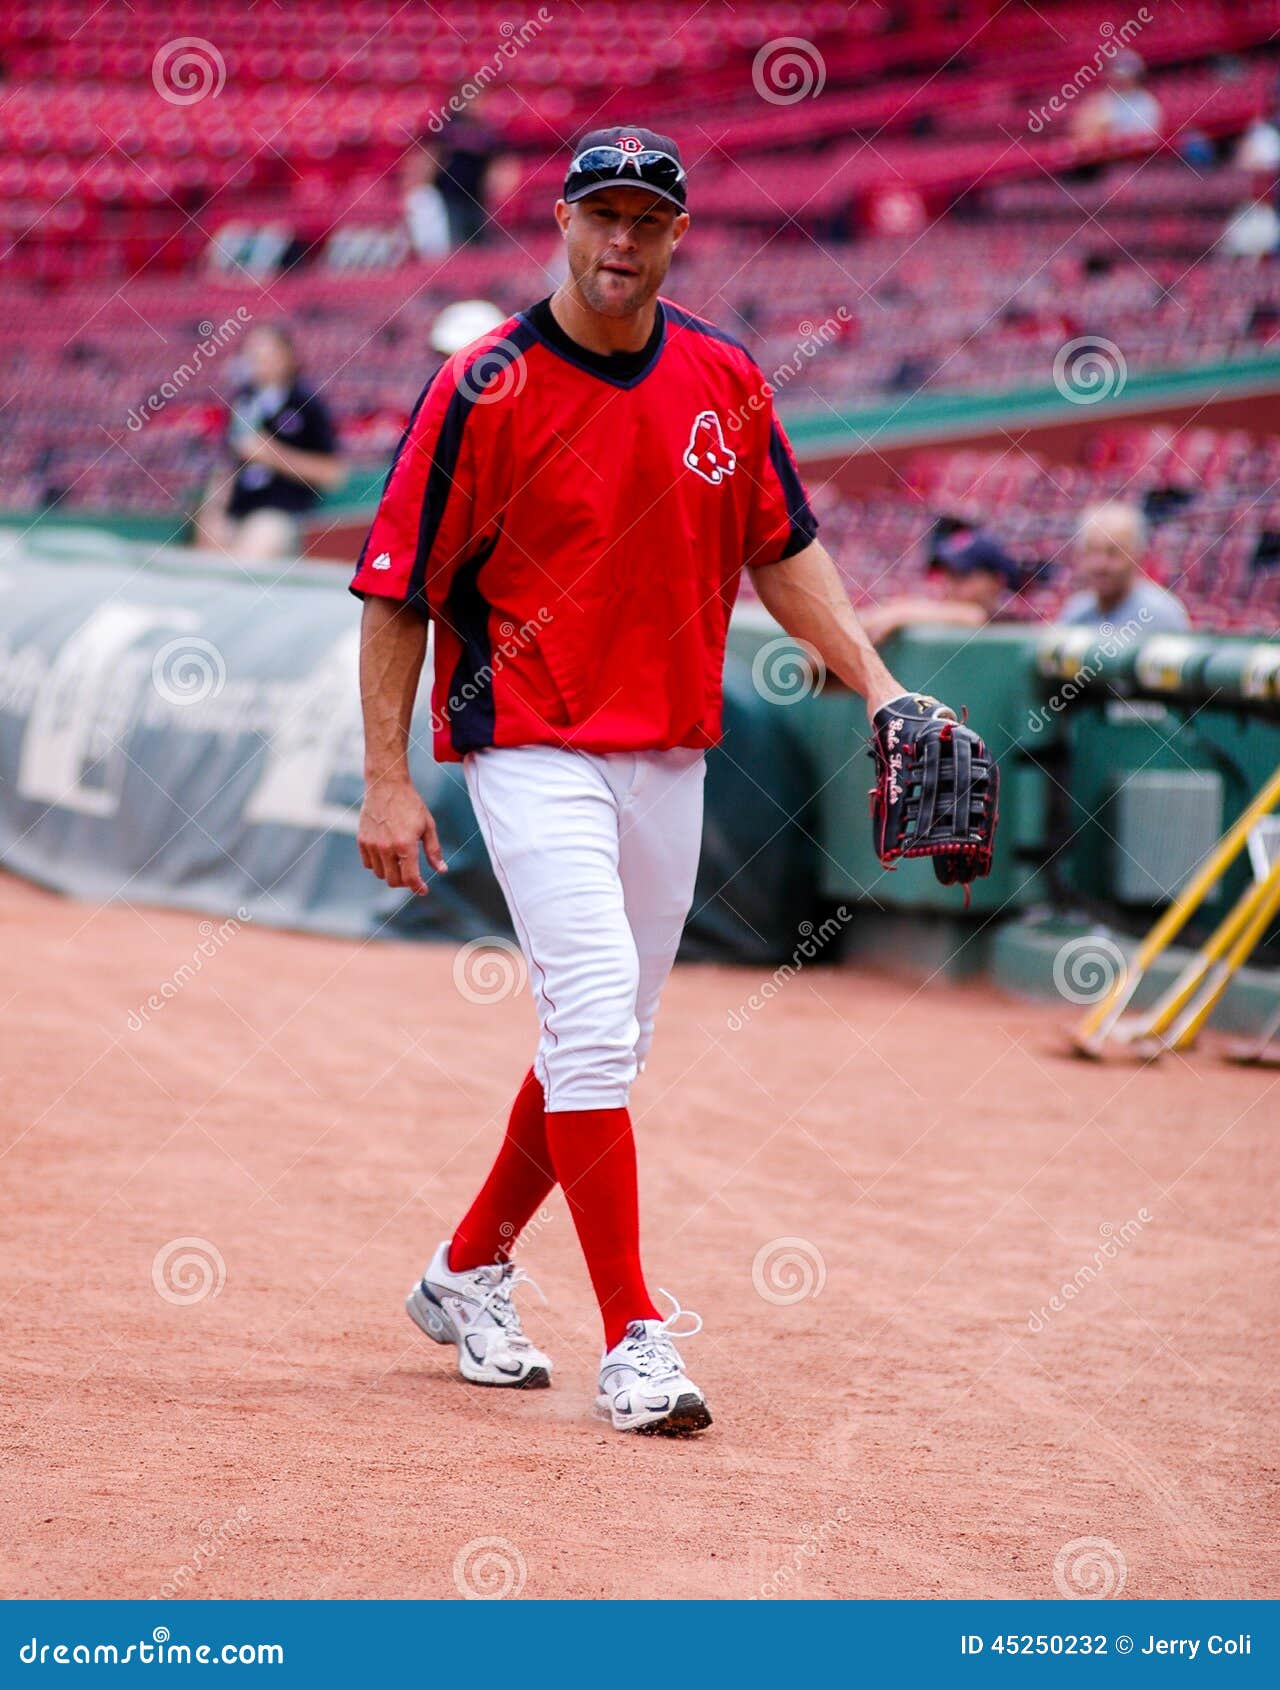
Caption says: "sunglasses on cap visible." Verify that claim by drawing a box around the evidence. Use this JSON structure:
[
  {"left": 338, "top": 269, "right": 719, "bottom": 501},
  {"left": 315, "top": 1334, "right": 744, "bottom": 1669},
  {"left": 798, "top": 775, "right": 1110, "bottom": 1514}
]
[{"left": 565, "top": 146, "right": 686, "bottom": 197}]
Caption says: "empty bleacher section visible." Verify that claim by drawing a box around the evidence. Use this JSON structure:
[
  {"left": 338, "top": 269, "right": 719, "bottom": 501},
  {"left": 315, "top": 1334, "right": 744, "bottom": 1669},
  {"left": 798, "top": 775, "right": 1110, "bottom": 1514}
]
[
  {"left": 5, "top": 0, "right": 1280, "bottom": 271},
  {"left": 2, "top": 0, "right": 1280, "bottom": 637}
]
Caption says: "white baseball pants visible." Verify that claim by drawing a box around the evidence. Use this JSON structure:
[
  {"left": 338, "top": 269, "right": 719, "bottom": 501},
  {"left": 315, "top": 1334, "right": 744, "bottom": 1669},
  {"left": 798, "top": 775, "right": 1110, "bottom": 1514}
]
[{"left": 463, "top": 744, "right": 707, "bottom": 1110}]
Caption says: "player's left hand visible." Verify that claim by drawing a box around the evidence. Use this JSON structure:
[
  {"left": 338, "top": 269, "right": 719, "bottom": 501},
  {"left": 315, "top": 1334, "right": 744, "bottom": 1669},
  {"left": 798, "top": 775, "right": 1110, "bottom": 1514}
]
[{"left": 868, "top": 692, "right": 998, "bottom": 897}]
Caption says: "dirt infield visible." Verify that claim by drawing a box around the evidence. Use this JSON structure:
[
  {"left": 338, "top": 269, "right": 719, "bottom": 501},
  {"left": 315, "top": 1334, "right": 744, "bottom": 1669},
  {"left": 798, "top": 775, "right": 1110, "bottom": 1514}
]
[{"left": 1, "top": 870, "right": 1276, "bottom": 1602}]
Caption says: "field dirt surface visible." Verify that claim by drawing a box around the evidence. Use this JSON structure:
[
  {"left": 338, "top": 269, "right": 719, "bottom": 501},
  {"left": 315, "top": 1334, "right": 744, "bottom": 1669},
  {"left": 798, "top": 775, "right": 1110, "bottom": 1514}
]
[{"left": 1, "top": 871, "right": 1276, "bottom": 1601}]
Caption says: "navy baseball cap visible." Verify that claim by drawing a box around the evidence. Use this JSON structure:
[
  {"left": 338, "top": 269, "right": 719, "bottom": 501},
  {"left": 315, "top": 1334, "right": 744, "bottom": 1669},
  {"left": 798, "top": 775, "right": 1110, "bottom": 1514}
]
[
  {"left": 563, "top": 126, "right": 687, "bottom": 211},
  {"left": 928, "top": 522, "right": 1022, "bottom": 586}
]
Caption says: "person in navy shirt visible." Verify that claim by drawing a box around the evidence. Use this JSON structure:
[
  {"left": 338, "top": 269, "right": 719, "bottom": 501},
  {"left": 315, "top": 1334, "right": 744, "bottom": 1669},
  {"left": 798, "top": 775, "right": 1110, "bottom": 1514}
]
[{"left": 196, "top": 324, "right": 344, "bottom": 563}]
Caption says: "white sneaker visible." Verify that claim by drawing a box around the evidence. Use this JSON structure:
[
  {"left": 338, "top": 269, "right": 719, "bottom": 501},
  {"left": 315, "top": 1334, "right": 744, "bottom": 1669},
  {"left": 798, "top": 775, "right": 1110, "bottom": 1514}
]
[
  {"left": 596, "top": 1293, "right": 712, "bottom": 1435},
  {"left": 406, "top": 1241, "right": 552, "bottom": 1388}
]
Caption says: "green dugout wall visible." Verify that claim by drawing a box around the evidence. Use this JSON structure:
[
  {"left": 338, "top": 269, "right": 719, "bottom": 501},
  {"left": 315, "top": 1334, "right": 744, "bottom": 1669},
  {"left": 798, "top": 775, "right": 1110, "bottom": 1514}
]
[
  {"left": 727, "top": 614, "right": 1280, "bottom": 1028},
  {"left": 728, "top": 622, "right": 1280, "bottom": 918}
]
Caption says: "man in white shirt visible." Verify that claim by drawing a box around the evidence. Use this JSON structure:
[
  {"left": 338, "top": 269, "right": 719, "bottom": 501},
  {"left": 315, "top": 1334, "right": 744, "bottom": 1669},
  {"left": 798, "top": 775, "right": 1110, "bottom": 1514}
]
[
  {"left": 1059, "top": 501, "right": 1191, "bottom": 633},
  {"left": 1073, "top": 52, "right": 1162, "bottom": 145},
  {"left": 1219, "top": 191, "right": 1280, "bottom": 260},
  {"left": 400, "top": 145, "right": 450, "bottom": 258}
]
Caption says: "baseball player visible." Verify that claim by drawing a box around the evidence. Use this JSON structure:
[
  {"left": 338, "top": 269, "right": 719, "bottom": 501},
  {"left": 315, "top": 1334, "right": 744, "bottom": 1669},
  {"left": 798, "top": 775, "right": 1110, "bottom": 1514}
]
[{"left": 353, "top": 127, "right": 923, "bottom": 1436}]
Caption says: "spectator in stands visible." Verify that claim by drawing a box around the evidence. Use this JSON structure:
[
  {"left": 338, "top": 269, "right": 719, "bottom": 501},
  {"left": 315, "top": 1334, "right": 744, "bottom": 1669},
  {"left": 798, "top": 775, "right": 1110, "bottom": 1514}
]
[
  {"left": 429, "top": 298, "right": 505, "bottom": 358},
  {"left": 423, "top": 91, "right": 512, "bottom": 249},
  {"left": 1218, "top": 186, "right": 1280, "bottom": 260},
  {"left": 195, "top": 325, "right": 344, "bottom": 563},
  {"left": 862, "top": 522, "right": 1026, "bottom": 644},
  {"left": 1235, "top": 89, "right": 1280, "bottom": 172},
  {"left": 400, "top": 143, "right": 451, "bottom": 259},
  {"left": 1072, "top": 51, "right": 1162, "bottom": 146},
  {"left": 1060, "top": 502, "right": 1190, "bottom": 633}
]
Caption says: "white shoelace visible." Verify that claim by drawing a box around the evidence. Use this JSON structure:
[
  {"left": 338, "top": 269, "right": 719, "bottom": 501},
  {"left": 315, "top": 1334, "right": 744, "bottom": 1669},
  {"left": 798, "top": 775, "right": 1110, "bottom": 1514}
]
[
  {"left": 622, "top": 1289, "right": 703, "bottom": 1379},
  {"left": 475, "top": 1263, "right": 546, "bottom": 1334}
]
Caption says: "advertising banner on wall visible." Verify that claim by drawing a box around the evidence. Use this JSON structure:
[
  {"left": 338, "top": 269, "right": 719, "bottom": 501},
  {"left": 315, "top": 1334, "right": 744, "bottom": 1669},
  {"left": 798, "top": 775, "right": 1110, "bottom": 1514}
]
[{"left": 0, "top": 545, "right": 817, "bottom": 963}]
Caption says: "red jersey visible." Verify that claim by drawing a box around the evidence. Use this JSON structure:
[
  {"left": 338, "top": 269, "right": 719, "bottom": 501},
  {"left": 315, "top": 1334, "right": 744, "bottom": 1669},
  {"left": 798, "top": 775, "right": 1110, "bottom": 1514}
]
[{"left": 349, "top": 296, "right": 817, "bottom": 761}]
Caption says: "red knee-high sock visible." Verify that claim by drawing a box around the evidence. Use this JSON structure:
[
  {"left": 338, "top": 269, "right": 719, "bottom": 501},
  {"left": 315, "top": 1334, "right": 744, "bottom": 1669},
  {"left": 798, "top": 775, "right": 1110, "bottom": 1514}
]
[
  {"left": 543, "top": 1106, "right": 660, "bottom": 1349},
  {"left": 449, "top": 1068, "right": 555, "bottom": 1271}
]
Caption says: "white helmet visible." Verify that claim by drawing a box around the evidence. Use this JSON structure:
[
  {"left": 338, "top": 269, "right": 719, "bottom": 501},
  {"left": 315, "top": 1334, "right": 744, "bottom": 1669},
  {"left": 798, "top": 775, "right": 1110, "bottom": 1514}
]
[{"left": 429, "top": 298, "right": 506, "bottom": 355}]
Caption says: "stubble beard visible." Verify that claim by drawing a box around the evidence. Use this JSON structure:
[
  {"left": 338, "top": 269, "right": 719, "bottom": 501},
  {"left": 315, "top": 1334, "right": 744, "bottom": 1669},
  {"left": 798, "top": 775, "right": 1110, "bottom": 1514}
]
[{"left": 572, "top": 252, "right": 665, "bottom": 321}]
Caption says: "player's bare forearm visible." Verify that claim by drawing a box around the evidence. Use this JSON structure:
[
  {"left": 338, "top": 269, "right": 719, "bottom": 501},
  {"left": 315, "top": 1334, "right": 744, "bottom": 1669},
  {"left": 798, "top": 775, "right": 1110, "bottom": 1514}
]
[
  {"left": 748, "top": 539, "right": 902, "bottom": 717},
  {"left": 357, "top": 596, "right": 444, "bottom": 892},
  {"left": 359, "top": 596, "right": 426, "bottom": 783}
]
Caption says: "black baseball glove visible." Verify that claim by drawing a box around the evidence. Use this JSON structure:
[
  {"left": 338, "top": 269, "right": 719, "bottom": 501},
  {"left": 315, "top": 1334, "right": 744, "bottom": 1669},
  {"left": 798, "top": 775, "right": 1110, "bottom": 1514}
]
[{"left": 868, "top": 693, "right": 998, "bottom": 898}]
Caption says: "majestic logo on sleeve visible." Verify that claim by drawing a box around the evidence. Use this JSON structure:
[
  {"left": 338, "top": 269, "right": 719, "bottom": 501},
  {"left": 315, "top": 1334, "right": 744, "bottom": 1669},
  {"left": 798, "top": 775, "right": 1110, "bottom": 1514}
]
[{"left": 684, "top": 410, "right": 737, "bottom": 486}]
